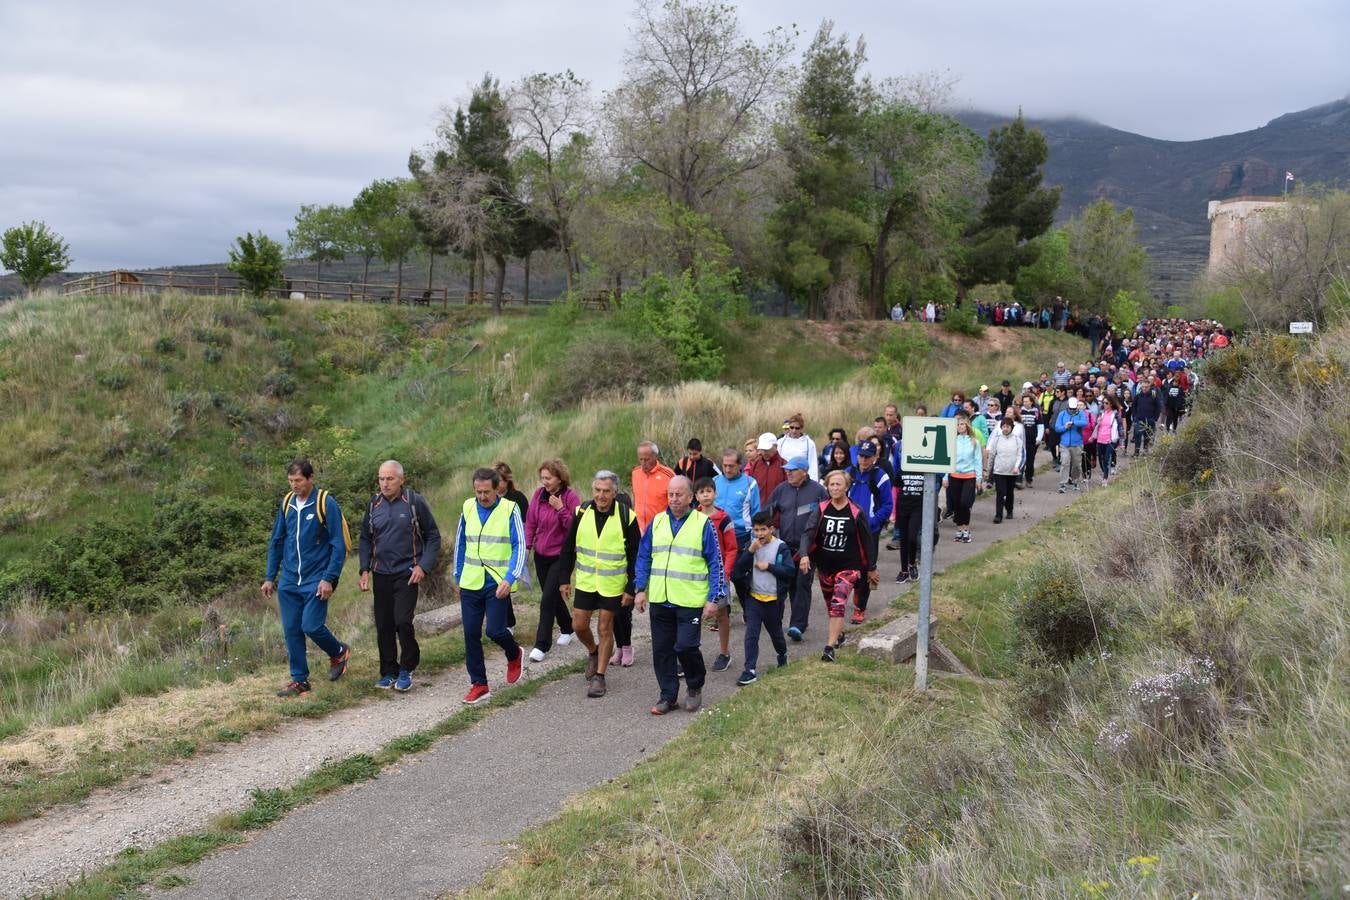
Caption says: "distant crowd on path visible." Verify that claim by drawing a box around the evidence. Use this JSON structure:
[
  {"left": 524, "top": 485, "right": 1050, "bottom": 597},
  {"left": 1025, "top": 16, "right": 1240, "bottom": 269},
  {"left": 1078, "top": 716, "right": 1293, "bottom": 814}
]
[{"left": 257, "top": 317, "right": 1234, "bottom": 714}]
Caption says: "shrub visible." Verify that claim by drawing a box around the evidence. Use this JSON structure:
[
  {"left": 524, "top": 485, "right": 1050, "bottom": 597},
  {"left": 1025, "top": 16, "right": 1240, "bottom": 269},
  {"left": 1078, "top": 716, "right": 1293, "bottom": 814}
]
[
  {"left": 1095, "top": 656, "right": 1222, "bottom": 767},
  {"left": 616, "top": 267, "right": 742, "bottom": 379},
  {"left": 941, "top": 302, "right": 985, "bottom": 337},
  {"left": 544, "top": 331, "right": 680, "bottom": 410},
  {"left": 190, "top": 326, "right": 231, "bottom": 347},
  {"left": 203, "top": 345, "right": 224, "bottom": 364},
  {"left": 1009, "top": 560, "right": 1108, "bottom": 664},
  {"left": 878, "top": 322, "right": 930, "bottom": 368},
  {"left": 95, "top": 369, "right": 130, "bottom": 391},
  {"left": 154, "top": 336, "right": 178, "bottom": 354},
  {"left": 262, "top": 369, "right": 297, "bottom": 398},
  {"left": 1154, "top": 410, "right": 1221, "bottom": 485}
]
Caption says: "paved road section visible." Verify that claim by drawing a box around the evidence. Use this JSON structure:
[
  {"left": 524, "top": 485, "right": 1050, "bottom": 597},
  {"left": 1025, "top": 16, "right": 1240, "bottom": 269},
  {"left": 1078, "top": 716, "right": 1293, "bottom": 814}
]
[{"left": 164, "top": 464, "right": 1109, "bottom": 900}]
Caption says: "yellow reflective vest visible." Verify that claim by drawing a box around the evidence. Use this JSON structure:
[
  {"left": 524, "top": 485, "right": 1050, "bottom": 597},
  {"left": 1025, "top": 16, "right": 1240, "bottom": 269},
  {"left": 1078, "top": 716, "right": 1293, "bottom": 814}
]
[
  {"left": 647, "top": 509, "right": 710, "bottom": 608},
  {"left": 458, "top": 497, "right": 519, "bottom": 592},
  {"left": 574, "top": 502, "right": 635, "bottom": 597}
]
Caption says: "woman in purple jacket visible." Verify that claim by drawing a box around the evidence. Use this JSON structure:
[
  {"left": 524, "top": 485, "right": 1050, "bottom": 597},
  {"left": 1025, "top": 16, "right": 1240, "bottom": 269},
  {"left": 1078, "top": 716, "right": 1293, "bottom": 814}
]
[{"left": 525, "top": 459, "right": 582, "bottom": 660}]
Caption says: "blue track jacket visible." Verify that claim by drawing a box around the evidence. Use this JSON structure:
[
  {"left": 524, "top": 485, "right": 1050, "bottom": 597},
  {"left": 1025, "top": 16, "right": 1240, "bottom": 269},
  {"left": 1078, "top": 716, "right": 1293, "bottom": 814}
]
[{"left": 266, "top": 490, "right": 347, "bottom": 589}]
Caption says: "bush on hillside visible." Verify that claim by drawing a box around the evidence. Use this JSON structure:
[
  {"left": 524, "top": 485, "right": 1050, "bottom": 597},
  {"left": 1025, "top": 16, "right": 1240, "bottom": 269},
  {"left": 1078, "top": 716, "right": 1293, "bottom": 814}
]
[
  {"left": 1009, "top": 560, "right": 1109, "bottom": 664},
  {"left": 544, "top": 332, "right": 680, "bottom": 411},
  {"left": 616, "top": 267, "right": 744, "bottom": 379},
  {"left": 878, "top": 322, "right": 931, "bottom": 367},
  {"left": 941, "top": 302, "right": 985, "bottom": 337}
]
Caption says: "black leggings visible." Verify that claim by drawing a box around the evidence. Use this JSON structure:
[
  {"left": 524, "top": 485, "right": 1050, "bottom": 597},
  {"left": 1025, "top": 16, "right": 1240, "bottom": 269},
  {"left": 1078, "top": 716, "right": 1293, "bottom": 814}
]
[
  {"left": 613, "top": 605, "right": 633, "bottom": 647},
  {"left": 946, "top": 477, "right": 977, "bottom": 527},
  {"left": 993, "top": 473, "right": 1016, "bottom": 517},
  {"left": 532, "top": 553, "right": 573, "bottom": 652},
  {"left": 895, "top": 503, "right": 923, "bottom": 570}
]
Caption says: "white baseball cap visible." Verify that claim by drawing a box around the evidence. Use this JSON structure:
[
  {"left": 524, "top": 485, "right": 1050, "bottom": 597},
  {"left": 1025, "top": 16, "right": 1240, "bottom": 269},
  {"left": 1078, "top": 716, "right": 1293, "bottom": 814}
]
[
  {"left": 757, "top": 432, "right": 778, "bottom": 450},
  {"left": 1068, "top": 397, "right": 1079, "bottom": 409}
]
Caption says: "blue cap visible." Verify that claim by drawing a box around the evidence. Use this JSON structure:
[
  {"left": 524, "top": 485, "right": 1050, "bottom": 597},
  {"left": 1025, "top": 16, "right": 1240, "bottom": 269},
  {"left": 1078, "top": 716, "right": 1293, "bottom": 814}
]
[
  {"left": 784, "top": 456, "right": 810, "bottom": 472},
  {"left": 857, "top": 440, "right": 879, "bottom": 457}
]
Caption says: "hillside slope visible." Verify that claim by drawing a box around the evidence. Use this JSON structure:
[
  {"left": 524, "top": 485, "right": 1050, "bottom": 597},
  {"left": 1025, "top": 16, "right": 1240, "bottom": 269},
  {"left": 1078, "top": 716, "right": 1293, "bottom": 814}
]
[{"left": 959, "top": 98, "right": 1350, "bottom": 297}]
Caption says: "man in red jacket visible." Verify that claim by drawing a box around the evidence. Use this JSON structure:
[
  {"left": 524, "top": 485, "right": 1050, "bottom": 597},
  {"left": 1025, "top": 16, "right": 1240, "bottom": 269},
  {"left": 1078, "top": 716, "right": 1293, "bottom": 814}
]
[{"left": 747, "top": 432, "right": 787, "bottom": 499}]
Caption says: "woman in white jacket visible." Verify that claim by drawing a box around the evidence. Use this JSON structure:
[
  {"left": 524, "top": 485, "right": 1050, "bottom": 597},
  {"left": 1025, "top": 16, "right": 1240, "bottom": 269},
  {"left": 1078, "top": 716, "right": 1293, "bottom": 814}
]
[{"left": 985, "top": 418, "right": 1023, "bottom": 523}]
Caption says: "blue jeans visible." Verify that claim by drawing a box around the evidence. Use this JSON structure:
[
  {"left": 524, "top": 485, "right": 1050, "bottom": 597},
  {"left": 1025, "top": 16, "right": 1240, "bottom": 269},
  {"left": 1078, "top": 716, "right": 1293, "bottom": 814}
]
[
  {"left": 1133, "top": 417, "right": 1156, "bottom": 452},
  {"left": 277, "top": 584, "right": 343, "bottom": 683},
  {"left": 460, "top": 583, "right": 521, "bottom": 686},
  {"left": 1097, "top": 442, "right": 1116, "bottom": 480},
  {"left": 650, "top": 602, "right": 706, "bottom": 701},
  {"left": 744, "top": 597, "right": 787, "bottom": 672}
]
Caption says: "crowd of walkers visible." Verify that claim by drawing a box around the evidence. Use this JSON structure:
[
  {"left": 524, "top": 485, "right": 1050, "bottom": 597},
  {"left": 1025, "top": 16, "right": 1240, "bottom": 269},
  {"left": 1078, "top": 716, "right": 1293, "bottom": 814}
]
[{"left": 258, "top": 317, "right": 1231, "bottom": 714}]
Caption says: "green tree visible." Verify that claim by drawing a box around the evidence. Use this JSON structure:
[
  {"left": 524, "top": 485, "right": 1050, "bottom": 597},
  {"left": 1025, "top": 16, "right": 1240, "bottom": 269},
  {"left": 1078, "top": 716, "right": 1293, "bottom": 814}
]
[
  {"left": 1064, "top": 199, "right": 1150, "bottom": 314},
  {"left": 962, "top": 111, "right": 1061, "bottom": 286},
  {"left": 1, "top": 221, "right": 72, "bottom": 292},
  {"left": 767, "top": 20, "right": 871, "bottom": 318},
  {"left": 1014, "top": 228, "right": 1076, "bottom": 303},
  {"left": 226, "top": 232, "right": 286, "bottom": 298},
  {"left": 374, "top": 180, "right": 420, "bottom": 300},
  {"left": 287, "top": 204, "right": 348, "bottom": 284},
  {"left": 349, "top": 180, "right": 395, "bottom": 286}
]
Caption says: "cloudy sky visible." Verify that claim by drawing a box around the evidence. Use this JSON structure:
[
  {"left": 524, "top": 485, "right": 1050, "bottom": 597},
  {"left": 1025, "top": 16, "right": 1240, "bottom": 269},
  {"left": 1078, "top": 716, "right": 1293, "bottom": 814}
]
[{"left": 2, "top": 0, "right": 1346, "bottom": 271}]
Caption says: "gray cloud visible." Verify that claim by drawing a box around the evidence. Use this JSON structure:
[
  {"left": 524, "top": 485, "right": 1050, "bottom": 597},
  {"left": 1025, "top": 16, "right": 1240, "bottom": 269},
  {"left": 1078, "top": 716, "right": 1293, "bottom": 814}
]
[{"left": 1, "top": 0, "right": 1345, "bottom": 270}]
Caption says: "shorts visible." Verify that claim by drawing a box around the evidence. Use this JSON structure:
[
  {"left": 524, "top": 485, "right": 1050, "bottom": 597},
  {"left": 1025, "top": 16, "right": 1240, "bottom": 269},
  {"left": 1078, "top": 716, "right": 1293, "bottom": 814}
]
[
  {"left": 817, "top": 569, "right": 861, "bottom": 618},
  {"left": 572, "top": 589, "right": 623, "bottom": 614},
  {"left": 713, "top": 592, "right": 732, "bottom": 611}
]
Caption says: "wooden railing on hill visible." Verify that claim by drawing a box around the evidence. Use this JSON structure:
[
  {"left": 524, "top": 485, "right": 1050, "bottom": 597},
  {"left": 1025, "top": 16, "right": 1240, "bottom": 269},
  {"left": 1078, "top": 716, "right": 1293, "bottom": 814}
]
[{"left": 58, "top": 270, "right": 568, "bottom": 308}]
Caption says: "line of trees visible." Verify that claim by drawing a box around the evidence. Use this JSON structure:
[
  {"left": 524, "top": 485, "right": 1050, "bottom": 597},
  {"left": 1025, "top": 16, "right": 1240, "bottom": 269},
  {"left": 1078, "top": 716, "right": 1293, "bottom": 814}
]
[{"left": 281, "top": 1, "right": 1155, "bottom": 319}]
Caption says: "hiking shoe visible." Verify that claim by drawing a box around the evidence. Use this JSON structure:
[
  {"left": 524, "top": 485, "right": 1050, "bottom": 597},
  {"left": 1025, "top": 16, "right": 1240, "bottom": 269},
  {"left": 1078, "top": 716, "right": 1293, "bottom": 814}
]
[
  {"left": 712, "top": 653, "right": 732, "bottom": 672},
  {"left": 993, "top": 514, "right": 1003, "bottom": 524},
  {"left": 787, "top": 625, "right": 803, "bottom": 642},
  {"left": 506, "top": 647, "right": 524, "bottom": 685},
  {"left": 850, "top": 609, "right": 865, "bottom": 625},
  {"left": 557, "top": 632, "right": 574, "bottom": 646},
  {"left": 777, "top": 652, "right": 789, "bottom": 668},
  {"left": 375, "top": 675, "right": 396, "bottom": 690},
  {"left": 328, "top": 645, "right": 350, "bottom": 682},
  {"left": 462, "top": 683, "right": 491, "bottom": 705},
  {"left": 896, "top": 571, "right": 910, "bottom": 584},
  {"left": 821, "top": 645, "right": 836, "bottom": 663},
  {"left": 585, "top": 651, "right": 600, "bottom": 681},
  {"left": 529, "top": 647, "right": 546, "bottom": 662},
  {"left": 587, "top": 673, "right": 607, "bottom": 698},
  {"left": 683, "top": 689, "right": 703, "bottom": 712},
  {"left": 394, "top": 670, "right": 413, "bottom": 692},
  {"left": 650, "top": 698, "right": 679, "bottom": 715},
  {"left": 736, "top": 669, "right": 758, "bottom": 686},
  {"left": 620, "top": 646, "right": 634, "bottom": 667},
  {"left": 277, "top": 680, "right": 312, "bottom": 698}
]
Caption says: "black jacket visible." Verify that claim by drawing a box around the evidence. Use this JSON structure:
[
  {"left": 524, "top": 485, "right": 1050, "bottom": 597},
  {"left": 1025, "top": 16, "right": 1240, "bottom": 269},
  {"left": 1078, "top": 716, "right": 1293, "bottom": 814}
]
[{"left": 359, "top": 490, "right": 440, "bottom": 576}]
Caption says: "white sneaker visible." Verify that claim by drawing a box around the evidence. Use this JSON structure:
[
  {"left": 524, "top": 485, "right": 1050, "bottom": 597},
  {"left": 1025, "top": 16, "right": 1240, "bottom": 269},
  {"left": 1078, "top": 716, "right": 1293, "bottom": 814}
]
[
  {"left": 528, "top": 648, "right": 546, "bottom": 663},
  {"left": 557, "top": 633, "right": 574, "bottom": 647}
]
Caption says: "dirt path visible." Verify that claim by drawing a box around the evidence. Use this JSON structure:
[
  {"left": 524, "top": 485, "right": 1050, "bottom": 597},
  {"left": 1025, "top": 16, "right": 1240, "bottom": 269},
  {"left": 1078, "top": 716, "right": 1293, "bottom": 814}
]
[{"left": 1, "top": 458, "right": 1126, "bottom": 898}]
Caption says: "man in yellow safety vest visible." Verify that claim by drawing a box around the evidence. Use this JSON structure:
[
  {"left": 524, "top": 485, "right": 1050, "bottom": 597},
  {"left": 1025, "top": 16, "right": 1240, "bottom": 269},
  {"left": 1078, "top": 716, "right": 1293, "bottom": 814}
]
[
  {"left": 558, "top": 470, "right": 641, "bottom": 698},
  {"left": 635, "top": 475, "right": 725, "bottom": 715},
  {"left": 454, "top": 466, "right": 527, "bottom": 705}
]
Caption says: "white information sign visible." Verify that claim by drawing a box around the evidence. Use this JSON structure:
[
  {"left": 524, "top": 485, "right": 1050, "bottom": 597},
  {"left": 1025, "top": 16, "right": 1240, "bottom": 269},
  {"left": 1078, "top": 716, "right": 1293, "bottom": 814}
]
[
  {"left": 1289, "top": 322, "right": 1314, "bottom": 334},
  {"left": 900, "top": 416, "right": 957, "bottom": 474}
]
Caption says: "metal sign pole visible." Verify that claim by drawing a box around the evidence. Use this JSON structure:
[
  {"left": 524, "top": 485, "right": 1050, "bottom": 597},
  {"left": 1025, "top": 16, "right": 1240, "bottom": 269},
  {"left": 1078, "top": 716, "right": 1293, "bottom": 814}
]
[{"left": 915, "top": 474, "right": 936, "bottom": 691}]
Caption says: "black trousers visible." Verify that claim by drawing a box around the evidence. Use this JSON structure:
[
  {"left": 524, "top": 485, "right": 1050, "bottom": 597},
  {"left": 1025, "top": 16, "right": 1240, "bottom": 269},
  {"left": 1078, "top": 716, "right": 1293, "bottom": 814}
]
[
  {"left": 946, "top": 478, "right": 976, "bottom": 527},
  {"left": 1045, "top": 427, "right": 1061, "bottom": 463},
  {"left": 993, "top": 473, "right": 1016, "bottom": 517},
  {"left": 787, "top": 557, "right": 815, "bottom": 632},
  {"left": 650, "top": 603, "right": 705, "bottom": 701},
  {"left": 613, "top": 604, "right": 633, "bottom": 647},
  {"left": 854, "top": 528, "right": 881, "bottom": 611},
  {"left": 372, "top": 572, "right": 420, "bottom": 677},
  {"left": 1023, "top": 439, "right": 1037, "bottom": 484},
  {"left": 895, "top": 503, "right": 923, "bottom": 571},
  {"left": 532, "top": 553, "right": 573, "bottom": 652}
]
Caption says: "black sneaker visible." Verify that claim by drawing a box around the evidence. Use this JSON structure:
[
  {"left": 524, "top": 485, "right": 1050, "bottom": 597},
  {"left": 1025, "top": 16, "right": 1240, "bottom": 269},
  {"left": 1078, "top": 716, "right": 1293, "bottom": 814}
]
[
  {"left": 650, "top": 698, "right": 679, "bottom": 716},
  {"left": 328, "top": 645, "right": 350, "bottom": 682},
  {"left": 736, "top": 669, "right": 758, "bottom": 686},
  {"left": 712, "top": 653, "right": 732, "bottom": 672},
  {"left": 777, "top": 652, "right": 789, "bottom": 668},
  {"left": 277, "top": 680, "right": 312, "bottom": 698},
  {"left": 821, "top": 645, "right": 836, "bottom": 663},
  {"left": 834, "top": 631, "right": 847, "bottom": 648},
  {"left": 909, "top": 565, "right": 919, "bottom": 580},
  {"left": 896, "top": 571, "right": 910, "bottom": 584}
]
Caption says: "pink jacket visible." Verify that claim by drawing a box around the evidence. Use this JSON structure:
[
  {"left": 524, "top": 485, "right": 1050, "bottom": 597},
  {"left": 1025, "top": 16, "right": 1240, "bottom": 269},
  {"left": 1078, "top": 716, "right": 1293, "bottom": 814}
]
[
  {"left": 524, "top": 486, "right": 582, "bottom": 557},
  {"left": 1094, "top": 410, "right": 1118, "bottom": 444}
]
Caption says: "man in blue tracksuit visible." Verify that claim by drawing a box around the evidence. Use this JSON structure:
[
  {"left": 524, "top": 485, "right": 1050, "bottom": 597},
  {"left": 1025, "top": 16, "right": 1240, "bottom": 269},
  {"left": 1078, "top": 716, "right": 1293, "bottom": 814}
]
[
  {"left": 714, "top": 449, "right": 760, "bottom": 607},
  {"left": 263, "top": 458, "right": 351, "bottom": 697},
  {"left": 1055, "top": 398, "right": 1089, "bottom": 493},
  {"left": 846, "top": 440, "right": 892, "bottom": 623}
]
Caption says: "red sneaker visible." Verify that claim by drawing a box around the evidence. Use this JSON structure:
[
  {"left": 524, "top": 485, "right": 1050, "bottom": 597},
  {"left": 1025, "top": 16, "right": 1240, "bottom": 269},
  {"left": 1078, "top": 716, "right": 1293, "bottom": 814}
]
[
  {"left": 505, "top": 647, "right": 524, "bottom": 685},
  {"left": 851, "top": 609, "right": 865, "bottom": 625},
  {"left": 463, "top": 683, "right": 491, "bottom": 704}
]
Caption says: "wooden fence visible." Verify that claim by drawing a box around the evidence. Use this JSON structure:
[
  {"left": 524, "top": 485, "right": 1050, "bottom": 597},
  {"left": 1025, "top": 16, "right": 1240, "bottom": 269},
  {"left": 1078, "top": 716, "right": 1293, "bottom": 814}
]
[{"left": 58, "top": 270, "right": 580, "bottom": 308}]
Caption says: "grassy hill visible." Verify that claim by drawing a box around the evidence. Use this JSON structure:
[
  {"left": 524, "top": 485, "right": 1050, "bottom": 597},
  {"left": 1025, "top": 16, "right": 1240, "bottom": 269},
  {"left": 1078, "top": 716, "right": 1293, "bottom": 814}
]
[
  {"left": 471, "top": 326, "right": 1350, "bottom": 898},
  {"left": 959, "top": 97, "right": 1350, "bottom": 299},
  {"left": 0, "top": 292, "right": 1084, "bottom": 822}
]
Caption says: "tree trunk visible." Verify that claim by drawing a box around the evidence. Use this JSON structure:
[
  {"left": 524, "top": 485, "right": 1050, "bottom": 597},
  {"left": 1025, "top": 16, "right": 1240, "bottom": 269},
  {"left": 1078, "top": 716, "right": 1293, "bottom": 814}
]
[
  {"left": 559, "top": 230, "right": 573, "bottom": 292},
  {"left": 362, "top": 255, "right": 371, "bottom": 290},
  {"left": 523, "top": 253, "right": 530, "bottom": 304},
  {"left": 492, "top": 254, "right": 507, "bottom": 315},
  {"left": 467, "top": 256, "right": 476, "bottom": 297},
  {"left": 426, "top": 252, "right": 436, "bottom": 290},
  {"left": 869, "top": 204, "right": 899, "bottom": 314},
  {"left": 479, "top": 251, "right": 487, "bottom": 305},
  {"left": 396, "top": 257, "right": 404, "bottom": 302},
  {"left": 316, "top": 258, "right": 323, "bottom": 297}
]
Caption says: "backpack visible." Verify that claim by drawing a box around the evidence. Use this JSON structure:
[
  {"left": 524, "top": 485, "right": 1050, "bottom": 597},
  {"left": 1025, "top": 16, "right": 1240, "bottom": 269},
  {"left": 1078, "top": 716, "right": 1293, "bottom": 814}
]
[
  {"left": 285, "top": 488, "right": 355, "bottom": 554},
  {"left": 848, "top": 465, "right": 886, "bottom": 513}
]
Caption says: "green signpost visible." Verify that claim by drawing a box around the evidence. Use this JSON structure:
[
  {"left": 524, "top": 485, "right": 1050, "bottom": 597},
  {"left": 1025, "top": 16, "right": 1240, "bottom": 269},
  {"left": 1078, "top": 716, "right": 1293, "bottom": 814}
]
[{"left": 900, "top": 417, "right": 958, "bottom": 690}]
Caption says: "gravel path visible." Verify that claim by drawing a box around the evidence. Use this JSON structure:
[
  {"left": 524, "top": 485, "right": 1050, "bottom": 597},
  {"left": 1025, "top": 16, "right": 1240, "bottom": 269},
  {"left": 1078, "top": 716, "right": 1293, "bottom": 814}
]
[{"left": 1, "top": 460, "right": 1117, "bottom": 898}]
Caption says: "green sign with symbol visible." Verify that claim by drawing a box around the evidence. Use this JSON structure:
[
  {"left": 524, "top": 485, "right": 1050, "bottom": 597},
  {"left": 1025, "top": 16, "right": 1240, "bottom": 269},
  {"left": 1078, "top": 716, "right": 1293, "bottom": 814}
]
[{"left": 900, "top": 416, "right": 957, "bottom": 473}]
